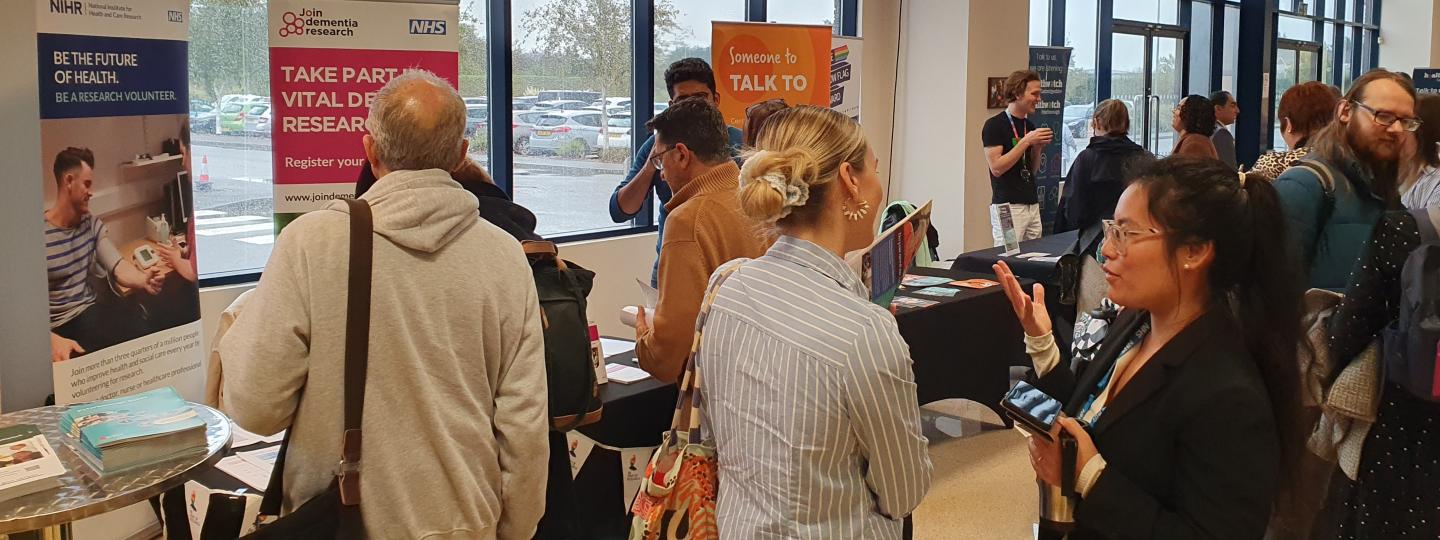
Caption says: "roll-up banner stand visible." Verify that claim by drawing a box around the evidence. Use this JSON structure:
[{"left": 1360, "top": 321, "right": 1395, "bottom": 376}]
[
  {"left": 712, "top": 22, "right": 834, "bottom": 131},
  {"left": 831, "top": 36, "right": 862, "bottom": 122},
  {"left": 1029, "top": 46, "right": 1071, "bottom": 234},
  {"left": 269, "top": 0, "right": 460, "bottom": 231},
  {"left": 36, "top": 0, "right": 205, "bottom": 407},
  {"left": 1415, "top": 68, "right": 1440, "bottom": 96}
]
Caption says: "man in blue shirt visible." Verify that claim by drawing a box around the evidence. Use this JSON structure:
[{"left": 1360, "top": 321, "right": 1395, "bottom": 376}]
[{"left": 608, "top": 58, "right": 744, "bottom": 286}]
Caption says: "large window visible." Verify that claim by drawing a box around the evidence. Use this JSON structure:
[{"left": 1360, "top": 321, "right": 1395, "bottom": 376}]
[
  {"left": 767, "top": 0, "right": 840, "bottom": 31},
  {"left": 1030, "top": 0, "right": 1049, "bottom": 46},
  {"left": 513, "top": 0, "right": 634, "bottom": 238},
  {"left": 189, "top": 0, "right": 862, "bottom": 283},
  {"left": 187, "top": 0, "right": 275, "bottom": 278},
  {"left": 1060, "top": 0, "right": 1097, "bottom": 175},
  {"left": 1113, "top": 0, "right": 1177, "bottom": 24},
  {"left": 1189, "top": 2, "right": 1213, "bottom": 96},
  {"left": 1221, "top": 4, "right": 1238, "bottom": 92}
]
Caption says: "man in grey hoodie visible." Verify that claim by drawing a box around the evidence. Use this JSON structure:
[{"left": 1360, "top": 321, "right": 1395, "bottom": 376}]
[{"left": 219, "top": 70, "right": 549, "bottom": 539}]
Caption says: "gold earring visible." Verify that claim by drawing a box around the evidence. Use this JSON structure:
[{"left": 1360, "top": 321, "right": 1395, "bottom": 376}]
[{"left": 843, "top": 199, "right": 871, "bottom": 222}]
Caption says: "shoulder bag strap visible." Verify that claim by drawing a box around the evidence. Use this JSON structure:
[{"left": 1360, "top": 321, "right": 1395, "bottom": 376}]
[
  {"left": 1296, "top": 160, "right": 1338, "bottom": 230},
  {"left": 255, "top": 200, "right": 373, "bottom": 520},
  {"left": 665, "top": 265, "right": 743, "bottom": 441},
  {"left": 338, "top": 198, "right": 373, "bottom": 507}
]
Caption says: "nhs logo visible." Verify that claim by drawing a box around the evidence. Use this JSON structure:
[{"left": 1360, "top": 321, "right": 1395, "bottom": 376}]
[
  {"left": 49, "top": 0, "right": 82, "bottom": 15},
  {"left": 408, "top": 19, "right": 446, "bottom": 35},
  {"left": 168, "top": 10, "right": 184, "bottom": 22}
]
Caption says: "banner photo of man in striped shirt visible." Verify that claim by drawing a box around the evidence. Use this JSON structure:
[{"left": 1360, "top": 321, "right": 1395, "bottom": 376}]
[{"left": 30, "top": 0, "right": 206, "bottom": 408}]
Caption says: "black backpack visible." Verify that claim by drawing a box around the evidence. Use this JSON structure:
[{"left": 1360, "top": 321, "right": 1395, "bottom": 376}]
[
  {"left": 1383, "top": 207, "right": 1440, "bottom": 403},
  {"left": 523, "top": 240, "right": 603, "bottom": 430}
]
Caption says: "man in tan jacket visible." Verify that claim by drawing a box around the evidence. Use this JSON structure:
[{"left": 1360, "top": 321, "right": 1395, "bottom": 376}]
[
  {"left": 220, "top": 70, "right": 548, "bottom": 539},
  {"left": 636, "top": 98, "right": 770, "bottom": 383}
]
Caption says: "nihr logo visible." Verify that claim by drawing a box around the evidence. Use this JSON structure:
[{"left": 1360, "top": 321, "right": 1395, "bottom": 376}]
[
  {"left": 49, "top": 0, "right": 83, "bottom": 15},
  {"left": 408, "top": 19, "right": 446, "bottom": 35},
  {"left": 168, "top": 10, "right": 184, "bottom": 22}
]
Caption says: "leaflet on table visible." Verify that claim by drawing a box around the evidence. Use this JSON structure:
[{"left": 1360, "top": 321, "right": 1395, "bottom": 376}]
[
  {"left": 216, "top": 455, "right": 272, "bottom": 491},
  {"left": 600, "top": 338, "right": 637, "bottom": 357},
  {"left": 606, "top": 363, "right": 653, "bottom": 384},
  {"left": 0, "top": 425, "right": 67, "bottom": 502},
  {"left": 230, "top": 425, "right": 285, "bottom": 448},
  {"left": 901, "top": 275, "right": 952, "bottom": 288},
  {"left": 845, "top": 201, "right": 933, "bottom": 308},
  {"left": 991, "top": 204, "right": 1021, "bottom": 256}
]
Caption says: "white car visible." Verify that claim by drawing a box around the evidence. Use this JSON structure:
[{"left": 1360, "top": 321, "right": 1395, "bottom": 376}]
[
  {"left": 528, "top": 110, "right": 605, "bottom": 155},
  {"left": 604, "top": 114, "right": 632, "bottom": 150}
]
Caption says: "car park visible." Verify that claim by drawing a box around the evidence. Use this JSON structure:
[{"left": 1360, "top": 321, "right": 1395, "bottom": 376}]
[
  {"left": 190, "top": 100, "right": 217, "bottom": 133},
  {"left": 512, "top": 110, "right": 546, "bottom": 154},
  {"left": 533, "top": 100, "right": 589, "bottom": 111},
  {"left": 465, "top": 105, "right": 488, "bottom": 136},
  {"left": 242, "top": 103, "right": 273, "bottom": 137}
]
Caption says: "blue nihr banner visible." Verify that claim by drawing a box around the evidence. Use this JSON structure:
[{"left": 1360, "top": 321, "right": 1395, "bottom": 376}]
[
  {"left": 37, "top": 33, "right": 188, "bottom": 119},
  {"left": 1028, "top": 46, "right": 1071, "bottom": 234}
]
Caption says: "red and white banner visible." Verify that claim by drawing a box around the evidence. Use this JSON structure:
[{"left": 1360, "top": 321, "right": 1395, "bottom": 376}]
[{"left": 268, "top": 0, "right": 459, "bottom": 218}]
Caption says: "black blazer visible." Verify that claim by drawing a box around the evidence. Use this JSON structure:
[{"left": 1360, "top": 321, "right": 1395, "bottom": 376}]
[{"left": 1034, "top": 307, "right": 1280, "bottom": 540}]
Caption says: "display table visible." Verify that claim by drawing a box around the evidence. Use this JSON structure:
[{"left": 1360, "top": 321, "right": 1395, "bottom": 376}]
[
  {"left": 949, "top": 230, "right": 1078, "bottom": 283},
  {"left": 0, "top": 404, "right": 231, "bottom": 536}
]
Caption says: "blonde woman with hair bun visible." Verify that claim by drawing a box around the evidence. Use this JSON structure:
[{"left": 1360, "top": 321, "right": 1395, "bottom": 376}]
[{"left": 696, "top": 105, "right": 932, "bottom": 539}]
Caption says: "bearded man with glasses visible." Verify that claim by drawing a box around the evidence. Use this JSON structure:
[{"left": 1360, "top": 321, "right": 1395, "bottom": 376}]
[{"left": 1274, "top": 69, "right": 1420, "bottom": 291}]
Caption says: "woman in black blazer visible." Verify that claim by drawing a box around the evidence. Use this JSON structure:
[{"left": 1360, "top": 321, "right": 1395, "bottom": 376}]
[{"left": 995, "top": 157, "right": 1306, "bottom": 539}]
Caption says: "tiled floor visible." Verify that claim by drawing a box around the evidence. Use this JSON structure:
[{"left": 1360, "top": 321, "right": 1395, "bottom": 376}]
[{"left": 912, "top": 401, "right": 1039, "bottom": 540}]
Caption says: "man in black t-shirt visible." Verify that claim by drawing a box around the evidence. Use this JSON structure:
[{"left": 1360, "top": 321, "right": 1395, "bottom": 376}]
[{"left": 982, "top": 69, "right": 1052, "bottom": 246}]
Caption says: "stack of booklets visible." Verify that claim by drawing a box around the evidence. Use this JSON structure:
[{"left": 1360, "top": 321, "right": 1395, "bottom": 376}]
[
  {"left": 60, "top": 387, "right": 207, "bottom": 475},
  {"left": 0, "top": 424, "right": 66, "bottom": 502}
]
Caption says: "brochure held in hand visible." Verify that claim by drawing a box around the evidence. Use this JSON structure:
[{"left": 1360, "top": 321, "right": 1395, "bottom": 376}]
[{"left": 845, "top": 201, "right": 934, "bottom": 308}]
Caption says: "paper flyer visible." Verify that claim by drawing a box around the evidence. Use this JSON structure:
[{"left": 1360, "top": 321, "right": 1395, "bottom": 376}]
[
  {"left": 37, "top": 0, "right": 204, "bottom": 405},
  {"left": 620, "top": 445, "right": 659, "bottom": 509},
  {"left": 991, "top": 204, "right": 1021, "bottom": 256},
  {"left": 845, "top": 201, "right": 933, "bottom": 308},
  {"left": 268, "top": 0, "right": 459, "bottom": 230},
  {"left": 565, "top": 431, "right": 596, "bottom": 479}
]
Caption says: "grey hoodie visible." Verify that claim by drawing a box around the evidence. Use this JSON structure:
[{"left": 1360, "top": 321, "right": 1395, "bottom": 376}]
[{"left": 220, "top": 168, "right": 549, "bottom": 539}]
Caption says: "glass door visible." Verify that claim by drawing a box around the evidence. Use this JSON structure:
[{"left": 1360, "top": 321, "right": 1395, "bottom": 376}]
[
  {"left": 1274, "top": 39, "right": 1321, "bottom": 150},
  {"left": 1109, "top": 22, "right": 1188, "bottom": 157}
]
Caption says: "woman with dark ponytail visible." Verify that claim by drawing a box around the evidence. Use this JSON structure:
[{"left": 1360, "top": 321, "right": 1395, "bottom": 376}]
[{"left": 996, "top": 156, "right": 1305, "bottom": 539}]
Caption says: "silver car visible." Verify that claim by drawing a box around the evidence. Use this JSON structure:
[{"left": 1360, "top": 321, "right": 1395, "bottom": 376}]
[
  {"left": 512, "top": 111, "right": 547, "bottom": 154},
  {"left": 528, "top": 111, "right": 605, "bottom": 155},
  {"left": 242, "top": 103, "right": 273, "bottom": 137}
]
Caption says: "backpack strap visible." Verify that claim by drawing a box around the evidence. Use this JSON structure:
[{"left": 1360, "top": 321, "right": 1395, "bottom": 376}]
[
  {"left": 1410, "top": 207, "right": 1440, "bottom": 245},
  {"left": 1295, "top": 160, "right": 1338, "bottom": 231}
]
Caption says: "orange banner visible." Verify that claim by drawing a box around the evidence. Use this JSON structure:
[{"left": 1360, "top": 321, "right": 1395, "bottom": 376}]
[{"left": 712, "top": 22, "right": 833, "bottom": 130}]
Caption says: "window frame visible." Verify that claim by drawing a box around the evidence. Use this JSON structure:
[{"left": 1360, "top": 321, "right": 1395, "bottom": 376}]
[{"left": 197, "top": 0, "right": 863, "bottom": 288}]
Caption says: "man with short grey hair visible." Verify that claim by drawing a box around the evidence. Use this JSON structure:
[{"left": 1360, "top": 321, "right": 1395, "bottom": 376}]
[{"left": 221, "top": 69, "right": 550, "bottom": 539}]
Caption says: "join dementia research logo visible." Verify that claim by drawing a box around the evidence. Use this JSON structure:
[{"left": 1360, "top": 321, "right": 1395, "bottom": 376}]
[{"left": 279, "top": 9, "right": 359, "bottom": 38}]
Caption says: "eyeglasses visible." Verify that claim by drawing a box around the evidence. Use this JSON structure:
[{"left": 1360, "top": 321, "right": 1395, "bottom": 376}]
[
  {"left": 1101, "top": 219, "right": 1163, "bottom": 256},
  {"left": 1351, "top": 101, "right": 1423, "bottom": 132},
  {"left": 651, "top": 145, "right": 677, "bottom": 171}
]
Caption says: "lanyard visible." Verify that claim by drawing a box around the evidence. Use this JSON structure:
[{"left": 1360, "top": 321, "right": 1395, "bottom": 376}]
[{"left": 1005, "top": 110, "right": 1028, "bottom": 168}]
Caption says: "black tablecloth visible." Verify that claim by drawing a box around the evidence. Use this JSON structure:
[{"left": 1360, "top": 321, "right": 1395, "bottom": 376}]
[{"left": 950, "top": 230, "right": 1078, "bottom": 284}]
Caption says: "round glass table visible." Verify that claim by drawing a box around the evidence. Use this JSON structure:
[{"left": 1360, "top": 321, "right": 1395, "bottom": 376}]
[{"left": 0, "top": 403, "right": 231, "bottom": 535}]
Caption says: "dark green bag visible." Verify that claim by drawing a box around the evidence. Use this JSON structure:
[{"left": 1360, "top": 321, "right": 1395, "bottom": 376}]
[{"left": 523, "top": 240, "right": 603, "bottom": 431}]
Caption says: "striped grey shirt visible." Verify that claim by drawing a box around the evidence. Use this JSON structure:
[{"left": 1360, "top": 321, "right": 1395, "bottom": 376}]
[
  {"left": 45, "top": 214, "right": 121, "bottom": 327},
  {"left": 698, "top": 236, "right": 932, "bottom": 539}
]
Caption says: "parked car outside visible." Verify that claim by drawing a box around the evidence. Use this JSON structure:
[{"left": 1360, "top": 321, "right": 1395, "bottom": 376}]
[
  {"left": 465, "top": 105, "right": 489, "bottom": 136},
  {"left": 190, "top": 100, "right": 217, "bottom": 133},
  {"left": 534, "top": 100, "right": 589, "bottom": 111},
  {"left": 604, "top": 113, "right": 632, "bottom": 151},
  {"left": 216, "top": 100, "right": 261, "bottom": 135},
  {"left": 528, "top": 110, "right": 605, "bottom": 155},
  {"left": 463, "top": 97, "right": 487, "bottom": 107},
  {"left": 513, "top": 96, "right": 539, "bottom": 110},
  {"left": 537, "top": 90, "right": 600, "bottom": 103},
  {"left": 512, "top": 111, "right": 546, "bottom": 155},
  {"left": 242, "top": 103, "right": 273, "bottom": 137}
]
